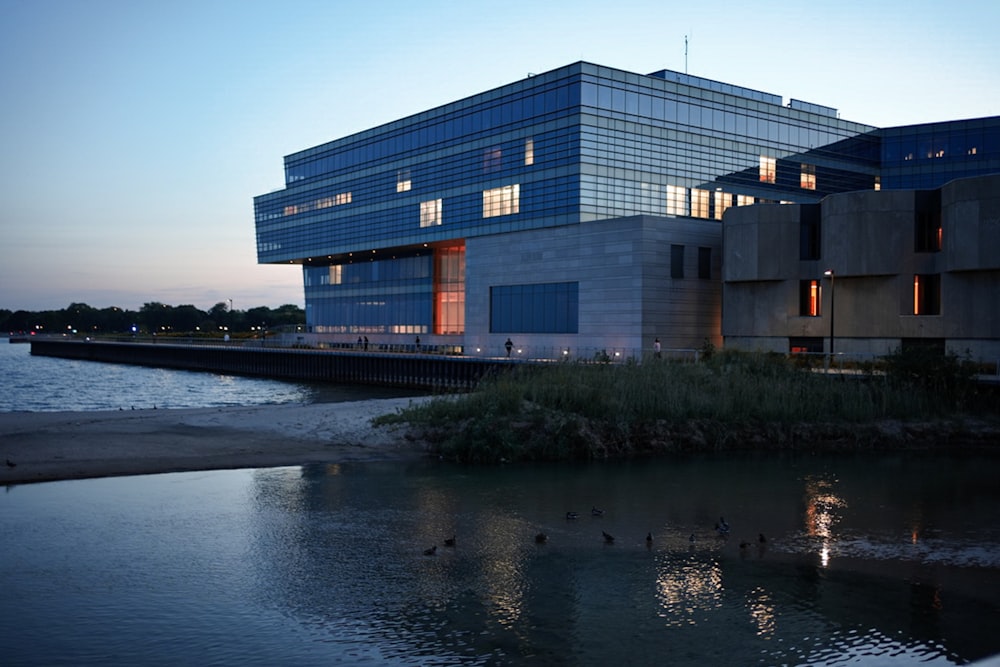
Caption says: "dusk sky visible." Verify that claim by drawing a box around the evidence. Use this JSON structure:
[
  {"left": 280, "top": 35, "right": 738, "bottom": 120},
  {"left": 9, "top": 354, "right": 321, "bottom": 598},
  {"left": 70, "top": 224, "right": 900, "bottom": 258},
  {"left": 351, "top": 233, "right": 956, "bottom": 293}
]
[{"left": 2, "top": 0, "right": 997, "bottom": 313}]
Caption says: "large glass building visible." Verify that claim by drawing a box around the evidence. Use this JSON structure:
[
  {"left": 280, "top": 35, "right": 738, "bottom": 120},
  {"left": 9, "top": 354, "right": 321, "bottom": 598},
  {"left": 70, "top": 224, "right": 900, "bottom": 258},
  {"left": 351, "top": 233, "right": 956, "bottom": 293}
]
[{"left": 254, "top": 61, "right": 886, "bottom": 357}]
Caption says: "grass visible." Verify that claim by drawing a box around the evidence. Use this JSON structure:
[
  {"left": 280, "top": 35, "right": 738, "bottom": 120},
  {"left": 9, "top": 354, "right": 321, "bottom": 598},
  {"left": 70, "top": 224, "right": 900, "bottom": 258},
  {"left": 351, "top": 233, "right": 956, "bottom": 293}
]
[{"left": 373, "top": 349, "right": 996, "bottom": 463}]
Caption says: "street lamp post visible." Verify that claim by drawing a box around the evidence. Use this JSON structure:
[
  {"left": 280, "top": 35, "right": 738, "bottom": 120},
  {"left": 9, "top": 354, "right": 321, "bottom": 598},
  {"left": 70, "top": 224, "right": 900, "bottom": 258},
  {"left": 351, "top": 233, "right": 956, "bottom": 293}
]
[{"left": 824, "top": 269, "right": 835, "bottom": 368}]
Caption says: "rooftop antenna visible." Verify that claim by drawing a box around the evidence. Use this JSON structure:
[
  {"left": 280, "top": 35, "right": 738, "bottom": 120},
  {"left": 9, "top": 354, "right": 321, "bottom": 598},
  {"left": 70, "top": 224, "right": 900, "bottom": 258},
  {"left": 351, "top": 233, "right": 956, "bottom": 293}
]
[{"left": 685, "top": 35, "right": 688, "bottom": 74}]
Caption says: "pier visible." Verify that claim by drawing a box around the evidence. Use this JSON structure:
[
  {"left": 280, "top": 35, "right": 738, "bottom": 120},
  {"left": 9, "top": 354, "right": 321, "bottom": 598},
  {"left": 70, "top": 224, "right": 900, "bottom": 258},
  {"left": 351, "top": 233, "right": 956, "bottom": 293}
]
[{"left": 29, "top": 338, "right": 511, "bottom": 391}]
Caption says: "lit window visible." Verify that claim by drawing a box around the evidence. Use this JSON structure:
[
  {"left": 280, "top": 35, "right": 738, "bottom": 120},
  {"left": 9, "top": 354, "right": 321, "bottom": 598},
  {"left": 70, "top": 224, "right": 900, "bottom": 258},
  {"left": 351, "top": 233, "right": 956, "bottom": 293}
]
[
  {"left": 329, "top": 265, "right": 342, "bottom": 285},
  {"left": 483, "top": 184, "right": 520, "bottom": 218},
  {"left": 691, "top": 188, "right": 709, "bottom": 219},
  {"left": 397, "top": 170, "right": 411, "bottom": 192},
  {"left": 666, "top": 185, "right": 688, "bottom": 216},
  {"left": 284, "top": 205, "right": 299, "bottom": 216},
  {"left": 335, "top": 192, "right": 352, "bottom": 205},
  {"left": 874, "top": 176, "right": 881, "bottom": 191},
  {"left": 968, "top": 147, "right": 977, "bottom": 155},
  {"left": 714, "top": 190, "right": 730, "bottom": 220},
  {"left": 420, "top": 199, "right": 442, "bottom": 227},
  {"left": 799, "top": 280, "right": 821, "bottom": 316},
  {"left": 759, "top": 156, "right": 776, "bottom": 184},
  {"left": 913, "top": 274, "right": 941, "bottom": 315},
  {"left": 800, "top": 164, "right": 816, "bottom": 190},
  {"left": 737, "top": 194, "right": 754, "bottom": 206},
  {"left": 525, "top": 138, "right": 534, "bottom": 166}
]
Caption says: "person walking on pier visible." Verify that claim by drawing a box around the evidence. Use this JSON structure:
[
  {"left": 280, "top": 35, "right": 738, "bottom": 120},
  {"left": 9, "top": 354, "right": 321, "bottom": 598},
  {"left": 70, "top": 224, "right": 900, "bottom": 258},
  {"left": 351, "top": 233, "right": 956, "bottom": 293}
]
[{"left": 505, "top": 338, "right": 513, "bottom": 358}]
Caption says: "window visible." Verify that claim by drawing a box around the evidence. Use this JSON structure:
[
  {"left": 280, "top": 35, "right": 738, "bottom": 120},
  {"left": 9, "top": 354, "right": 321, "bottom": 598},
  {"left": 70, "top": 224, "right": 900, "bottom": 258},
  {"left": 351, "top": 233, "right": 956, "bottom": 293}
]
[
  {"left": 396, "top": 170, "right": 411, "bottom": 192},
  {"left": 691, "top": 188, "right": 709, "bottom": 219},
  {"left": 335, "top": 192, "right": 352, "bottom": 205},
  {"left": 799, "top": 207, "right": 821, "bottom": 260},
  {"left": 737, "top": 194, "right": 754, "bottom": 207},
  {"left": 800, "top": 163, "right": 816, "bottom": 190},
  {"left": 714, "top": 191, "right": 730, "bottom": 220},
  {"left": 433, "top": 244, "right": 465, "bottom": 335},
  {"left": 915, "top": 212, "right": 942, "bottom": 252},
  {"left": 698, "top": 247, "right": 711, "bottom": 279},
  {"left": 490, "top": 282, "right": 578, "bottom": 334},
  {"left": 483, "top": 147, "right": 502, "bottom": 172},
  {"left": 790, "top": 337, "right": 824, "bottom": 354},
  {"left": 799, "top": 280, "right": 821, "bottom": 316},
  {"left": 420, "top": 199, "right": 442, "bottom": 227},
  {"left": 670, "top": 244, "right": 685, "bottom": 279},
  {"left": 915, "top": 190, "right": 942, "bottom": 252},
  {"left": 483, "top": 184, "right": 520, "bottom": 218},
  {"left": 759, "top": 156, "right": 776, "bottom": 183},
  {"left": 666, "top": 185, "right": 687, "bottom": 216},
  {"left": 524, "top": 138, "right": 534, "bottom": 166},
  {"left": 913, "top": 274, "right": 940, "bottom": 315}
]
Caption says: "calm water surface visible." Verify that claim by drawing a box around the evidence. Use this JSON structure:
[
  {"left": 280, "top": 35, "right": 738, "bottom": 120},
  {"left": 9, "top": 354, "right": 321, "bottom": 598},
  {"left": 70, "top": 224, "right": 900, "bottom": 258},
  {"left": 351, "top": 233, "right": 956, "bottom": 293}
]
[
  {"left": 2, "top": 455, "right": 999, "bottom": 666},
  {"left": 2, "top": 341, "right": 999, "bottom": 665},
  {"left": 0, "top": 340, "right": 421, "bottom": 411}
]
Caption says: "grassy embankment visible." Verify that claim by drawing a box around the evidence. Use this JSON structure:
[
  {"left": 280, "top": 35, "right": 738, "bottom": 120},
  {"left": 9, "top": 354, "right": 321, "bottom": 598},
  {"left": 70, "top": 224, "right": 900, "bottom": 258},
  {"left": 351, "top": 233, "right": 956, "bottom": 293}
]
[{"left": 373, "top": 349, "right": 999, "bottom": 463}]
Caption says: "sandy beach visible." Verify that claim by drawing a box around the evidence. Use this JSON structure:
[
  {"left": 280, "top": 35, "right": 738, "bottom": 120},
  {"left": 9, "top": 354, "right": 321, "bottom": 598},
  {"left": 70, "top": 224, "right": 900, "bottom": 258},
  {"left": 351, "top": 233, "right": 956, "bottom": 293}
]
[{"left": 0, "top": 396, "right": 437, "bottom": 485}]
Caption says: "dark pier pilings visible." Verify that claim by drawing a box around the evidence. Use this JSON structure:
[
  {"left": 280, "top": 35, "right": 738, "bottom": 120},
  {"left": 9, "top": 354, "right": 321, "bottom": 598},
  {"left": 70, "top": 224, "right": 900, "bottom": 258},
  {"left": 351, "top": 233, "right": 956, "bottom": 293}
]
[{"left": 30, "top": 339, "right": 511, "bottom": 391}]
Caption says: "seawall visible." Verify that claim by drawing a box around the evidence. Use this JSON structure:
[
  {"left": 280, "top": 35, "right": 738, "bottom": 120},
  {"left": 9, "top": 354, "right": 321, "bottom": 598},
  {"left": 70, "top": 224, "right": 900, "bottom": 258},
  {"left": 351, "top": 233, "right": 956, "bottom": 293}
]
[{"left": 30, "top": 339, "right": 510, "bottom": 391}]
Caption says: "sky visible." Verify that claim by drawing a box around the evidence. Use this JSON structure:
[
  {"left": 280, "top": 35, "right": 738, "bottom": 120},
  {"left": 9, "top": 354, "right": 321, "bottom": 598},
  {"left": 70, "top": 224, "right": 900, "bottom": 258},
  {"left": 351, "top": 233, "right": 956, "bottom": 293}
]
[{"left": 1, "top": 0, "right": 997, "bottom": 313}]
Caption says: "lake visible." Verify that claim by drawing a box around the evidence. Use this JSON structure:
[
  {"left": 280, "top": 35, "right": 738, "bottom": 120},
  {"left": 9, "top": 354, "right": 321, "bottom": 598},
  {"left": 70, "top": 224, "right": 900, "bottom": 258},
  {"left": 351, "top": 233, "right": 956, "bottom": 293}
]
[{"left": 1, "top": 341, "right": 998, "bottom": 665}]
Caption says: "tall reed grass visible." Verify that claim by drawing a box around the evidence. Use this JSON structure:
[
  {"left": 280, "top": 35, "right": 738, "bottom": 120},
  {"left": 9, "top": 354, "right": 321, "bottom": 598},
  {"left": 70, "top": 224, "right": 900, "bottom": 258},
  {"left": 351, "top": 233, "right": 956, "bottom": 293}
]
[{"left": 374, "top": 350, "right": 991, "bottom": 463}]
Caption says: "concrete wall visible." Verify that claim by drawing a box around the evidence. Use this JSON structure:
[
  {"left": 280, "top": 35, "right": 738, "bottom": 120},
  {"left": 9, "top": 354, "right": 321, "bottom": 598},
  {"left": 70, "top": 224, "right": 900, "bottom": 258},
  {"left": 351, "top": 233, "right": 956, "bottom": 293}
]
[
  {"left": 722, "top": 174, "right": 1000, "bottom": 363},
  {"left": 466, "top": 215, "right": 722, "bottom": 357}
]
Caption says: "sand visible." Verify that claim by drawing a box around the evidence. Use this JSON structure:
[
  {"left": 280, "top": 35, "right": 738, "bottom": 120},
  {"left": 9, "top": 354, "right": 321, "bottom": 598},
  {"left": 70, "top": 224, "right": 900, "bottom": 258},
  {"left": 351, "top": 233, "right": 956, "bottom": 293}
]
[{"left": 0, "top": 396, "right": 437, "bottom": 485}]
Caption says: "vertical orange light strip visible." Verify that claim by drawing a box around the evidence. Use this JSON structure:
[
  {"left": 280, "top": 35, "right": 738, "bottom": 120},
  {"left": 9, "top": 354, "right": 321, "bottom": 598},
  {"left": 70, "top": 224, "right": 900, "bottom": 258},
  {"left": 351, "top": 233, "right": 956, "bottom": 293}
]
[
  {"left": 433, "top": 242, "right": 466, "bottom": 335},
  {"left": 913, "top": 275, "right": 921, "bottom": 315},
  {"left": 809, "top": 280, "right": 819, "bottom": 316}
]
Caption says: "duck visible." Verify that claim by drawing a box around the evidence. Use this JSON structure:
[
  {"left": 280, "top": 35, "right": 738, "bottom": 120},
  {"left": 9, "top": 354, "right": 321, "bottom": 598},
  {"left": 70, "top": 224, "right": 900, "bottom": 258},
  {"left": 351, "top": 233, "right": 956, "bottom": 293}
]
[
  {"left": 5, "top": 458, "right": 15, "bottom": 468},
  {"left": 758, "top": 533, "right": 767, "bottom": 544},
  {"left": 689, "top": 533, "right": 696, "bottom": 543},
  {"left": 423, "top": 545, "right": 437, "bottom": 556},
  {"left": 535, "top": 532, "right": 548, "bottom": 544},
  {"left": 566, "top": 511, "right": 580, "bottom": 520},
  {"left": 591, "top": 507, "right": 604, "bottom": 517},
  {"left": 443, "top": 536, "right": 456, "bottom": 547},
  {"left": 719, "top": 517, "right": 730, "bottom": 532},
  {"left": 602, "top": 530, "right": 615, "bottom": 544},
  {"left": 646, "top": 532, "right": 653, "bottom": 546}
]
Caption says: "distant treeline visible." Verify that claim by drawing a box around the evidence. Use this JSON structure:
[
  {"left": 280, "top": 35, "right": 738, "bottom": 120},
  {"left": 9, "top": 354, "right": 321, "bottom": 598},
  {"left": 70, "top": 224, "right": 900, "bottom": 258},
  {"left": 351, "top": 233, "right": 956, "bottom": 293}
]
[{"left": 2, "top": 301, "right": 305, "bottom": 335}]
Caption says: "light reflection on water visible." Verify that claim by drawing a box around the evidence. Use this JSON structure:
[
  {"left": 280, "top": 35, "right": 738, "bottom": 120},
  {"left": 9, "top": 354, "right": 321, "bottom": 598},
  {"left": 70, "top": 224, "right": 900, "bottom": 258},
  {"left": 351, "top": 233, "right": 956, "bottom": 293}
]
[{"left": 2, "top": 453, "right": 999, "bottom": 666}]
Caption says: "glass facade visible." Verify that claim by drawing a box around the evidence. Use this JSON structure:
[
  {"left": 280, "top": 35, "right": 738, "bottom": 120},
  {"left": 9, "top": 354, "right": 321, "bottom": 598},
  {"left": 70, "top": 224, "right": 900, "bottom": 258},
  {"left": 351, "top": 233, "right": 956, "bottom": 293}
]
[
  {"left": 880, "top": 117, "right": 1000, "bottom": 190},
  {"left": 490, "top": 283, "right": 579, "bottom": 334},
  {"left": 254, "top": 62, "right": 885, "bottom": 336}
]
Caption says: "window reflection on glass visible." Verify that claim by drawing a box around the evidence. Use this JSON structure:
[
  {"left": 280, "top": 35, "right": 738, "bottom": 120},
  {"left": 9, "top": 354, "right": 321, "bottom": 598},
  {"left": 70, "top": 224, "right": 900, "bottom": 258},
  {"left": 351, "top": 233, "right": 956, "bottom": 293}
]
[
  {"left": 759, "top": 156, "right": 776, "bottom": 183},
  {"left": 524, "top": 138, "right": 534, "bottom": 166},
  {"left": 692, "top": 188, "right": 709, "bottom": 218},
  {"left": 666, "top": 184, "right": 687, "bottom": 216},
  {"left": 714, "top": 191, "right": 730, "bottom": 220},
  {"left": 397, "top": 169, "right": 411, "bottom": 192},
  {"left": 801, "top": 164, "right": 816, "bottom": 190}
]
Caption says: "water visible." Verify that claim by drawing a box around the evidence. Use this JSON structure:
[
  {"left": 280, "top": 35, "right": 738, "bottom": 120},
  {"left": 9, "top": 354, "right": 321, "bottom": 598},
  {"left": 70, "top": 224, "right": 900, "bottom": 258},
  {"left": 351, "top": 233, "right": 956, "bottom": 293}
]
[
  {"left": 2, "top": 457, "right": 999, "bottom": 666},
  {"left": 1, "top": 341, "right": 999, "bottom": 665},
  {"left": 0, "top": 341, "right": 422, "bottom": 411}
]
